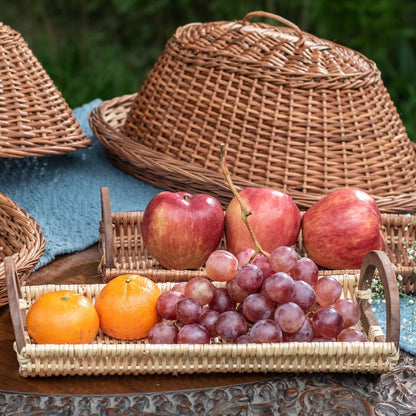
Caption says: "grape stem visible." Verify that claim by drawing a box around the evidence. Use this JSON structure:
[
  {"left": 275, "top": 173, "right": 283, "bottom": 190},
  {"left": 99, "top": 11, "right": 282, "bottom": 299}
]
[{"left": 220, "top": 144, "right": 270, "bottom": 258}]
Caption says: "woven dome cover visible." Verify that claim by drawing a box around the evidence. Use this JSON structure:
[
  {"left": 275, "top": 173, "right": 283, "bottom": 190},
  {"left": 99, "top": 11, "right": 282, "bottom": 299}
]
[
  {"left": 93, "top": 12, "right": 416, "bottom": 213},
  {"left": 0, "top": 22, "right": 91, "bottom": 158}
]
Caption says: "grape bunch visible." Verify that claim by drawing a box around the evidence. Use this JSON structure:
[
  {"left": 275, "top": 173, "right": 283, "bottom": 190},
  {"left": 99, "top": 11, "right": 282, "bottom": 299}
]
[{"left": 148, "top": 246, "right": 367, "bottom": 344}]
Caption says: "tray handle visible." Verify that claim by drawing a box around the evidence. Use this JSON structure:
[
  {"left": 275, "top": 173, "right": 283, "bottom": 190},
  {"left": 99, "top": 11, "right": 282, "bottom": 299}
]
[
  {"left": 358, "top": 250, "right": 400, "bottom": 348},
  {"left": 100, "top": 187, "right": 115, "bottom": 270},
  {"left": 5, "top": 256, "right": 29, "bottom": 353},
  {"left": 242, "top": 11, "right": 303, "bottom": 37}
]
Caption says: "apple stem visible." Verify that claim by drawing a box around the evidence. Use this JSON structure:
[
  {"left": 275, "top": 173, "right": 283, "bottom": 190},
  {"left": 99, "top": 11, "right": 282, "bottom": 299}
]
[{"left": 220, "top": 144, "right": 270, "bottom": 258}]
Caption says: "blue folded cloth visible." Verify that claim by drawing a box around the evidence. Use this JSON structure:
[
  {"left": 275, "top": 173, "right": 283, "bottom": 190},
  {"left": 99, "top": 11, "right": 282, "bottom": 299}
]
[
  {"left": 0, "top": 99, "right": 162, "bottom": 268},
  {"left": 372, "top": 294, "right": 416, "bottom": 355}
]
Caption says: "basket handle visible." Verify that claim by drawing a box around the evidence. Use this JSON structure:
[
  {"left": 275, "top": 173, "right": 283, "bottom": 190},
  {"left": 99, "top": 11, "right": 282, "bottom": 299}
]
[
  {"left": 242, "top": 11, "right": 303, "bottom": 37},
  {"left": 100, "top": 187, "right": 115, "bottom": 269},
  {"left": 5, "top": 256, "right": 28, "bottom": 353},
  {"left": 358, "top": 250, "right": 400, "bottom": 348}
]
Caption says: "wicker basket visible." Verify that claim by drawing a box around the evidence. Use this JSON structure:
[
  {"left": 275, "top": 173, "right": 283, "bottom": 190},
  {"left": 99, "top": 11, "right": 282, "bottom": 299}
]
[
  {"left": 0, "top": 22, "right": 91, "bottom": 158},
  {"left": 0, "top": 192, "right": 45, "bottom": 306},
  {"left": 5, "top": 252, "right": 400, "bottom": 376},
  {"left": 99, "top": 187, "right": 416, "bottom": 293},
  {"left": 89, "top": 11, "right": 416, "bottom": 213}
]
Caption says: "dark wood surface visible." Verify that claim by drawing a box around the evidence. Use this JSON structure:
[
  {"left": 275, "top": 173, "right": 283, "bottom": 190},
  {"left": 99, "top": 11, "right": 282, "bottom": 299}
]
[{"left": 1, "top": 245, "right": 416, "bottom": 415}]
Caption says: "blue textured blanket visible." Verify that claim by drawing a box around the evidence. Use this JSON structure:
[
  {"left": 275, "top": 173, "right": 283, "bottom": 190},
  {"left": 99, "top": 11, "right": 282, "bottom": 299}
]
[
  {"left": 0, "top": 99, "right": 162, "bottom": 268},
  {"left": 0, "top": 99, "right": 413, "bottom": 355}
]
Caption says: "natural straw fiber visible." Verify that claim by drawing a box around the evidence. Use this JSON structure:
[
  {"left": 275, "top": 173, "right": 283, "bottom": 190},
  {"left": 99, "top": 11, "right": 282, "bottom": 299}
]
[
  {"left": 0, "top": 22, "right": 91, "bottom": 158},
  {"left": 90, "top": 11, "right": 416, "bottom": 213},
  {"left": 0, "top": 192, "right": 45, "bottom": 306},
  {"left": 5, "top": 254, "right": 400, "bottom": 376}
]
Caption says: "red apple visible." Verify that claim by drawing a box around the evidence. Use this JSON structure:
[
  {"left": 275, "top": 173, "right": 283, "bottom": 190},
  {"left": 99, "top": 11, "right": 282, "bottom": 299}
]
[
  {"left": 224, "top": 187, "right": 301, "bottom": 255},
  {"left": 141, "top": 192, "right": 224, "bottom": 270},
  {"left": 301, "top": 188, "right": 385, "bottom": 270}
]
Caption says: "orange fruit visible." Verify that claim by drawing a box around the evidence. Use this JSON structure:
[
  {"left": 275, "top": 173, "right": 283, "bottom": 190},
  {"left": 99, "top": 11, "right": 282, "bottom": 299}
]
[
  {"left": 95, "top": 274, "right": 161, "bottom": 340},
  {"left": 26, "top": 290, "right": 99, "bottom": 344}
]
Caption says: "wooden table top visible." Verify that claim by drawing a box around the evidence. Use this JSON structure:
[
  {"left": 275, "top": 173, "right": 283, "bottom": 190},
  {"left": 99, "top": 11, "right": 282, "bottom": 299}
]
[{"left": 1, "top": 245, "right": 416, "bottom": 414}]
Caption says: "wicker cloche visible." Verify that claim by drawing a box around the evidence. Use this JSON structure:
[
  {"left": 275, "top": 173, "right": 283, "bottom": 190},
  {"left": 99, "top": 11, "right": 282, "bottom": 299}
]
[
  {"left": 0, "top": 22, "right": 91, "bottom": 158},
  {"left": 91, "top": 11, "right": 416, "bottom": 213}
]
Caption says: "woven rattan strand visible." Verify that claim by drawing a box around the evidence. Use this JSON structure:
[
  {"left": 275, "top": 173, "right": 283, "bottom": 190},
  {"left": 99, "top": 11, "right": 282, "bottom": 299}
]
[
  {"left": 91, "top": 12, "right": 416, "bottom": 213},
  {"left": 0, "top": 22, "right": 91, "bottom": 158},
  {"left": 0, "top": 192, "right": 45, "bottom": 306}
]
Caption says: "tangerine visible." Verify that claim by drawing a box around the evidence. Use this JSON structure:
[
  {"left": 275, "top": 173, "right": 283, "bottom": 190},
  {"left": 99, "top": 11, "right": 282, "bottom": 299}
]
[
  {"left": 26, "top": 290, "right": 99, "bottom": 344},
  {"left": 95, "top": 274, "right": 161, "bottom": 340}
]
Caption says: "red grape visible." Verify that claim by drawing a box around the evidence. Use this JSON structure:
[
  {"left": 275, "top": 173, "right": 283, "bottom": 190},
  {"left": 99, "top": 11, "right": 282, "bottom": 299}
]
[
  {"left": 283, "top": 317, "right": 314, "bottom": 342},
  {"left": 235, "top": 334, "right": 251, "bottom": 344},
  {"left": 314, "top": 276, "right": 342, "bottom": 307},
  {"left": 177, "top": 323, "right": 210, "bottom": 344},
  {"left": 249, "top": 319, "right": 283, "bottom": 343},
  {"left": 175, "top": 297, "right": 202, "bottom": 325},
  {"left": 184, "top": 276, "right": 215, "bottom": 306},
  {"left": 208, "top": 287, "right": 236, "bottom": 313},
  {"left": 215, "top": 311, "right": 247, "bottom": 342},
  {"left": 198, "top": 309, "right": 220, "bottom": 338},
  {"left": 226, "top": 278, "right": 250, "bottom": 303},
  {"left": 205, "top": 250, "right": 238, "bottom": 282},
  {"left": 235, "top": 264, "right": 263, "bottom": 293},
  {"left": 274, "top": 302, "right": 305, "bottom": 333},
  {"left": 290, "top": 257, "right": 319, "bottom": 286},
  {"left": 312, "top": 336, "right": 336, "bottom": 342},
  {"left": 269, "top": 246, "right": 298, "bottom": 273},
  {"left": 289, "top": 280, "right": 316, "bottom": 312},
  {"left": 148, "top": 321, "right": 178, "bottom": 344},
  {"left": 156, "top": 290, "right": 185, "bottom": 320},
  {"left": 337, "top": 328, "right": 367, "bottom": 342},
  {"left": 312, "top": 307, "right": 344, "bottom": 339},
  {"left": 261, "top": 272, "right": 295, "bottom": 303},
  {"left": 236, "top": 248, "right": 256, "bottom": 266},
  {"left": 251, "top": 254, "right": 274, "bottom": 280},
  {"left": 333, "top": 298, "right": 360, "bottom": 328},
  {"left": 242, "top": 293, "right": 275, "bottom": 323},
  {"left": 171, "top": 282, "right": 187, "bottom": 294}
]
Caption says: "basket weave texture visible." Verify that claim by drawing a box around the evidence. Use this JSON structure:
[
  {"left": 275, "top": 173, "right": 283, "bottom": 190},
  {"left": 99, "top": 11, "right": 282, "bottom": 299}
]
[
  {"left": 0, "top": 192, "right": 45, "bottom": 306},
  {"left": 0, "top": 22, "right": 91, "bottom": 158},
  {"left": 8, "top": 277, "right": 399, "bottom": 376},
  {"left": 90, "top": 11, "right": 416, "bottom": 213}
]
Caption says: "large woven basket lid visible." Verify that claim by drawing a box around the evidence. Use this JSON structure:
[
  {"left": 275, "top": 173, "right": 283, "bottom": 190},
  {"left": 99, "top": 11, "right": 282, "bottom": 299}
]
[
  {"left": 0, "top": 22, "right": 91, "bottom": 158},
  {"left": 92, "top": 11, "right": 416, "bottom": 213}
]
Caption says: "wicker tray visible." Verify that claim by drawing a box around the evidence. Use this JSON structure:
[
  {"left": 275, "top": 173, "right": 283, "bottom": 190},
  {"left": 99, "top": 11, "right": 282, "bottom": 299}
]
[
  {"left": 0, "top": 192, "right": 46, "bottom": 306},
  {"left": 5, "top": 250, "right": 399, "bottom": 377},
  {"left": 99, "top": 187, "right": 416, "bottom": 293},
  {"left": 0, "top": 22, "right": 91, "bottom": 158},
  {"left": 89, "top": 11, "right": 416, "bottom": 213}
]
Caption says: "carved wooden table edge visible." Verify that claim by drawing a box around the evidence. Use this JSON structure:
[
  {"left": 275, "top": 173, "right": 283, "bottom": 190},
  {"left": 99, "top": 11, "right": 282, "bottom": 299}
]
[{"left": 1, "top": 351, "right": 416, "bottom": 416}]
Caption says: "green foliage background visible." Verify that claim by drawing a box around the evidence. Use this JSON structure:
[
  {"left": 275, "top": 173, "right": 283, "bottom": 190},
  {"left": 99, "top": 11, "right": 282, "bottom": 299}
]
[{"left": 2, "top": 0, "right": 415, "bottom": 139}]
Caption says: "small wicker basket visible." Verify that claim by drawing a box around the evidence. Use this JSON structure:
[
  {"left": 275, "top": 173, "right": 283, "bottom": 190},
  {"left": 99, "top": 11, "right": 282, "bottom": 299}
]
[
  {"left": 90, "top": 11, "right": 416, "bottom": 213},
  {"left": 5, "top": 252, "right": 400, "bottom": 376},
  {"left": 0, "top": 22, "right": 91, "bottom": 158},
  {"left": 0, "top": 192, "right": 45, "bottom": 306}
]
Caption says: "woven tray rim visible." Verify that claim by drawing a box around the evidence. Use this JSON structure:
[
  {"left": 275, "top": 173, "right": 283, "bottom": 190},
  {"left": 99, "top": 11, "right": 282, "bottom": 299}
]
[
  {"left": 89, "top": 94, "right": 416, "bottom": 214},
  {"left": 11, "top": 279, "right": 399, "bottom": 377}
]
